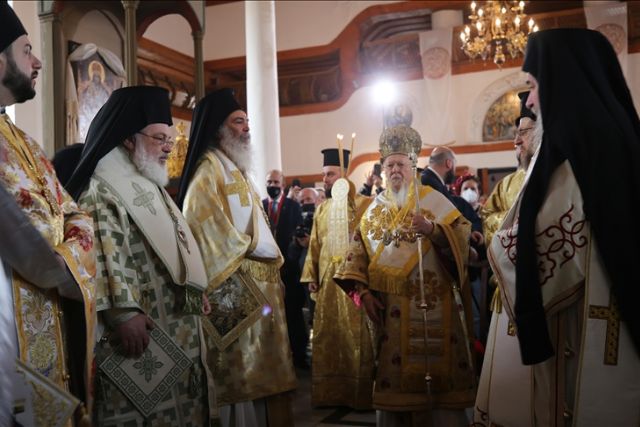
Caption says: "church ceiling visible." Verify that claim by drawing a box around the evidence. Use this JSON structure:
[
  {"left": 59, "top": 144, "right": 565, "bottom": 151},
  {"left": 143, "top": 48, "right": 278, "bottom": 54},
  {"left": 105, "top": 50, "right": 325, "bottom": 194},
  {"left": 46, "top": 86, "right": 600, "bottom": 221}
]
[{"left": 136, "top": 0, "right": 639, "bottom": 119}]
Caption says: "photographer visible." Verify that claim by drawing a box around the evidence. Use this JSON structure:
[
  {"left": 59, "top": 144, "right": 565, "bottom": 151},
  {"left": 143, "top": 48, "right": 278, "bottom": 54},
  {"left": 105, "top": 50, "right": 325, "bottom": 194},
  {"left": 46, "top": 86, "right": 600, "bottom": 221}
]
[
  {"left": 359, "top": 163, "right": 384, "bottom": 196},
  {"left": 289, "top": 188, "right": 318, "bottom": 336}
]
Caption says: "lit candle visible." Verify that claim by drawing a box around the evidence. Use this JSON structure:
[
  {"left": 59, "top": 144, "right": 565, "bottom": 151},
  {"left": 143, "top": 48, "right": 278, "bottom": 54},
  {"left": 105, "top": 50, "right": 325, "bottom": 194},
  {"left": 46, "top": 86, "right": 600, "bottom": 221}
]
[
  {"left": 465, "top": 25, "right": 471, "bottom": 35},
  {"left": 528, "top": 18, "right": 534, "bottom": 29},
  {"left": 337, "top": 134, "right": 344, "bottom": 176},
  {"left": 533, "top": 25, "right": 539, "bottom": 32},
  {"left": 478, "top": 8, "right": 484, "bottom": 17},
  {"left": 519, "top": 0, "right": 525, "bottom": 9},
  {"left": 496, "top": 17, "right": 501, "bottom": 28},
  {"left": 476, "top": 22, "right": 482, "bottom": 32},
  {"left": 501, "top": 7, "right": 506, "bottom": 14},
  {"left": 471, "top": 1, "right": 476, "bottom": 11},
  {"left": 460, "top": 31, "right": 466, "bottom": 42},
  {"left": 350, "top": 133, "right": 356, "bottom": 161},
  {"left": 514, "top": 16, "right": 521, "bottom": 27}
]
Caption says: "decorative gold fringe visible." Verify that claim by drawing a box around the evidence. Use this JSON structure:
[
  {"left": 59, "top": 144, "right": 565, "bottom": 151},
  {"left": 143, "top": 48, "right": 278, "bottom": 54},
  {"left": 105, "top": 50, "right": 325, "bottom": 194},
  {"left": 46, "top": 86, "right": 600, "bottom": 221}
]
[
  {"left": 368, "top": 269, "right": 411, "bottom": 297},
  {"left": 241, "top": 258, "right": 280, "bottom": 283}
]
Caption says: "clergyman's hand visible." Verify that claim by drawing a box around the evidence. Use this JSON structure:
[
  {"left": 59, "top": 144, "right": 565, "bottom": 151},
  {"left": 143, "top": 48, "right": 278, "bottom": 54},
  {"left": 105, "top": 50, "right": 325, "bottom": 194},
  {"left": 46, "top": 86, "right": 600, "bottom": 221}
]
[
  {"left": 362, "top": 293, "right": 385, "bottom": 324},
  {"left": 308, "top": 282, "right": 319, "bottom": 293},
  {"left": 112, "top": 314, "right": 154, "bottom": 358},
  {"left": 411, "top": 214, "right": 434, "bottom": 236}
]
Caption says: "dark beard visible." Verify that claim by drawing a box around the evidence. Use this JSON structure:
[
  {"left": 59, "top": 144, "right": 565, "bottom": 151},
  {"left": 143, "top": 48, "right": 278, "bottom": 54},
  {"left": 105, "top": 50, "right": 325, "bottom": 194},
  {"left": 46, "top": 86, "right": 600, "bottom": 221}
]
[
  {"left": 2, "top": 56, "right": 35, "bottom": 104},
  {"left": 444, "top": 169, "right": 455, "bottom": 185},
  {"left": 325, "top": 187, "right": 332, "bottom": 199}
]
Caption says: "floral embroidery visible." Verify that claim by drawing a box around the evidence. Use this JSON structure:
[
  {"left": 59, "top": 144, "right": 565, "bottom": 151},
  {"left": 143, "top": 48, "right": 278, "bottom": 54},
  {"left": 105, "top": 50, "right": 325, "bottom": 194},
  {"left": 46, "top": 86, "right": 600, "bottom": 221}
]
[
  {"left": 498, "top": 218, "right": 518, "bottom": 265},
  {"left": 17, "top": 188, "right": 33, "bottom": 208},
  {"left": 536, "top": 205, "right": 587, "bottom": 285},
  {"left": 65, "top": 225, "right": 94, "bottom": 251}
]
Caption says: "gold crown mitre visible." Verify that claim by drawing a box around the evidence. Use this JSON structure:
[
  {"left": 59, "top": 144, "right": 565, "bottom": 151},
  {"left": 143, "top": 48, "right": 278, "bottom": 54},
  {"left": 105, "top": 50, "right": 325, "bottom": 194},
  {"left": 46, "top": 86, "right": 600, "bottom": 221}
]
[{"left": 379, "top": 125, "right": 422, "bottom": 159}]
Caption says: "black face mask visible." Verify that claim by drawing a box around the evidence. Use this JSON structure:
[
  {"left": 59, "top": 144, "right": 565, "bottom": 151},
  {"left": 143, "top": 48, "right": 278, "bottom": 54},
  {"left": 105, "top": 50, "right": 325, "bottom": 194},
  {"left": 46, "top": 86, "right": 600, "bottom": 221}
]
[{"left": 266, "top": 186, "right": 281, "bottom": 199}]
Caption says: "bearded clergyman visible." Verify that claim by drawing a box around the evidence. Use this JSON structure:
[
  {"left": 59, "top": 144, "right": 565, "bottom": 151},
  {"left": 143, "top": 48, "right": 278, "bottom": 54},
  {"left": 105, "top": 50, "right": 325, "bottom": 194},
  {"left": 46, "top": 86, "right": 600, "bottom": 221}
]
[
  {"left": 178, "top": 88, "right": 296, "bottom": 426},
  {"left": 0, "top": 3, "right": 96, "bottom": 421},
  {"left": 66, "top": 86, "right": 214, "bottom": 426},
  {"left": 334, "top": 124, "right": 476, "bottom": 426}
]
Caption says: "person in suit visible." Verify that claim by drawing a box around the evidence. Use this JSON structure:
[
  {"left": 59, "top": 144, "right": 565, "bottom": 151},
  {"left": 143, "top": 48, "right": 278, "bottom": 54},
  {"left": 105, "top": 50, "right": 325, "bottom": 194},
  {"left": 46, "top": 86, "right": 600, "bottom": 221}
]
[{"left": 263, "top": 169, "right": 308, "bottom": 368}]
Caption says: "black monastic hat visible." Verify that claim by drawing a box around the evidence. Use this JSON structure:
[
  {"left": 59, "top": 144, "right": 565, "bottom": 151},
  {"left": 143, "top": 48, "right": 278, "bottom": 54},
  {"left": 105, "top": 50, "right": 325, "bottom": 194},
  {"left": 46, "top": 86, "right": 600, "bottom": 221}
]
[
  {"left": 321, "top": 148, "right": 350, "bottom": 169},
  {"left": 176, "top": 88, "right": 242, "bottom": 208},
  {"left": 0, "top": 1, "right": 27, "bottom": 53},
  {"left": 515, "top": 91, "right": 537, "bottom": 127},
  {"left": 66, "top": 86, "right": 172, "bottom": 199}
]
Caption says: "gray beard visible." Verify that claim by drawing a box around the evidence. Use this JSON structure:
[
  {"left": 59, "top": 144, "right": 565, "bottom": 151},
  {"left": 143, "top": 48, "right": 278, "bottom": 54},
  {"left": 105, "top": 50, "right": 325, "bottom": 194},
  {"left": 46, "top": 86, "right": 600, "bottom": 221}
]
[
  {"left": 219, "top": 126, "right": 253, "bottom": 173},
  {"left": 132, "top": 144, "right": 169, "bottom": 187}
]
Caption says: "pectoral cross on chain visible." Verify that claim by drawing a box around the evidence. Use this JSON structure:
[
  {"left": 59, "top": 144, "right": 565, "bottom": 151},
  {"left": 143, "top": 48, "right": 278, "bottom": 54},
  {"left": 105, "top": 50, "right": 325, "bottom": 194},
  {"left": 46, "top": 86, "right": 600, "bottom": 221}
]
[
  {"left": 588, "top": 292, "right": 620, "bottom": 365},
  {"left": 224, "top": 170, "right": 250, "bottom": 207}
]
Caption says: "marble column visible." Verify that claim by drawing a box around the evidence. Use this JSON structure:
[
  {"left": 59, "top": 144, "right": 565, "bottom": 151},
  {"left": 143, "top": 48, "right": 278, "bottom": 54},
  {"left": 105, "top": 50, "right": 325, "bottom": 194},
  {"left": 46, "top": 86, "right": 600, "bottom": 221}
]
[
  {"left": 193, "top": 29, "right": 205, "bottom": 101},
  {"left": 38, "top": 10, "right": 65, "bottom": 155},
  {"left": 121, "top": 0, "right": 139, "bottom": 86},
  {"left": 245, "top": 0, "right": 281, "bottom": 194}
]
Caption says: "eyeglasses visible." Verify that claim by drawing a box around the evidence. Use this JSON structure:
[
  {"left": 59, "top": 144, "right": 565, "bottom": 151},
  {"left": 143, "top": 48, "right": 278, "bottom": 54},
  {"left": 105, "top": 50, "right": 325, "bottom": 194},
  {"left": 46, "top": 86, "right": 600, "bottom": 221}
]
[
  {"left": 516, "top": 127, "right": 534, "bottom": 137},
  {"left": 137, "top": 132, "right": 174, "bottom": 146}
]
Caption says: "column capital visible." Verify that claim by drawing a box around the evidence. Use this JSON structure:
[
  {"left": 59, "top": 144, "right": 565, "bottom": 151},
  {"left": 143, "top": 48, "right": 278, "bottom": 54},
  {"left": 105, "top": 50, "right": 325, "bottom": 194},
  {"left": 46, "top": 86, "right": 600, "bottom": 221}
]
[
  {"left": 121, "top": 0, "right": 140, "bottom": 10},
  {"left": 192, "top": 29, "right": 204, "bottom": 40}
]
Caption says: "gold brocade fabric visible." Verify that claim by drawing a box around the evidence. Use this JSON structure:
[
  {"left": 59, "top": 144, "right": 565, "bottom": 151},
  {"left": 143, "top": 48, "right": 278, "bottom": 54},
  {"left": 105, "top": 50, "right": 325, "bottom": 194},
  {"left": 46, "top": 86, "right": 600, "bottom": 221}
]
[
  {"left": 183, "top": 152, "right": 296, "bottom": 405},
  {"left": 334, "top": 188, "right": 476, "bottom": 412},
  {"left": 0, "top": 115, "right": 96, "bottom": 410},
  {"left": 480, "top": 168, "right": 525, "bottom": 246},
  {"left": 301, "top": 194, "right": 375, "bottom": 409}
]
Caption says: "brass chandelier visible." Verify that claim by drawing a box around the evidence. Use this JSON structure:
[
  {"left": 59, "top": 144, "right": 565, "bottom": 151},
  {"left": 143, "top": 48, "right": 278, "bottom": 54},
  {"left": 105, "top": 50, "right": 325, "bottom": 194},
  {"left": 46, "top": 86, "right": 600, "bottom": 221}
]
[{"left": 459, "top": 1, "right": 539, "bottom": 67}]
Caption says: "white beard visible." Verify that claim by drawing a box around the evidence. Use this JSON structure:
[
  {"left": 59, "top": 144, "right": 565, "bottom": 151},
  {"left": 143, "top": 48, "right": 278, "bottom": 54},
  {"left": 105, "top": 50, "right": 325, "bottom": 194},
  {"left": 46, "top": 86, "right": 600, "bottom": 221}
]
[
  {"left": 219, "top": 126, "right": 253, "bottom": 174},
  {"left": 391, "top": 183, "right": 409, "bottom": 208},
  {"left": 132, "top": 143, "right": 169, "bottom": 187}
]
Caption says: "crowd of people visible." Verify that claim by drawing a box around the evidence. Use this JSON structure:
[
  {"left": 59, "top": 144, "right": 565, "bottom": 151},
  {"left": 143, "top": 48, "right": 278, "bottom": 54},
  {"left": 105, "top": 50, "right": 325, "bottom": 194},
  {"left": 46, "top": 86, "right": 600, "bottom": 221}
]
[{"left": 1, "top": 2, "right": 639, "bottom": 426}]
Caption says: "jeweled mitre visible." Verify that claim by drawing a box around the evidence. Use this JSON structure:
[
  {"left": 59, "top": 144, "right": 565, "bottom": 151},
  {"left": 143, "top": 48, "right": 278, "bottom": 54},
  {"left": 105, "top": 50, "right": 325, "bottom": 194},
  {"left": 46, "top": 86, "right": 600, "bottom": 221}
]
[{"left": 379, "top": 125, "right": 422, "bottom": 159}]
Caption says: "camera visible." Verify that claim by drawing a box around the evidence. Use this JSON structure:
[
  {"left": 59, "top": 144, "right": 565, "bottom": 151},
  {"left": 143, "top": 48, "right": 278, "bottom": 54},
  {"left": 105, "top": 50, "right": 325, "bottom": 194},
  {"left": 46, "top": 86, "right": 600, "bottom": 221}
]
[{"left": 295, "top": 204, "right": 315, "bottom": 238}]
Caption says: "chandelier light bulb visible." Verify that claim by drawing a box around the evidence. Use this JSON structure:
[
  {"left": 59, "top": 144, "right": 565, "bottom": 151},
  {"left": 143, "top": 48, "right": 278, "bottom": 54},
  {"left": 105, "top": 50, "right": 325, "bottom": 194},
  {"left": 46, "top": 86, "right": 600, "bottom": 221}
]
[{"left": 460, "top": 0, "right": 533, "bottom": 67}]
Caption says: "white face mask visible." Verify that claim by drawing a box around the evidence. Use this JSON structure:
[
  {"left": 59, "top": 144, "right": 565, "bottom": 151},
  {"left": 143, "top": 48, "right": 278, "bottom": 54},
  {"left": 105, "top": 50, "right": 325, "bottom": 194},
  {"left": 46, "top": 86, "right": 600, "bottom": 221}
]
[{"left": 461, "top": 188, "right": 479, "bottom": 204}]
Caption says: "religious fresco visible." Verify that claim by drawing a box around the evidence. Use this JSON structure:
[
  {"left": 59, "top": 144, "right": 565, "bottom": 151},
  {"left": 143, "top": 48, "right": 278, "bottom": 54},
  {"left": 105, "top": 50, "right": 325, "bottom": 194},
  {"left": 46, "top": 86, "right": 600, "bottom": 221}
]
[
  {"left": 482, "top": 91, "right": 520, "bottom": 142},
  {"left": 71, "top": 52, "right": 124, "bottom": 142}
]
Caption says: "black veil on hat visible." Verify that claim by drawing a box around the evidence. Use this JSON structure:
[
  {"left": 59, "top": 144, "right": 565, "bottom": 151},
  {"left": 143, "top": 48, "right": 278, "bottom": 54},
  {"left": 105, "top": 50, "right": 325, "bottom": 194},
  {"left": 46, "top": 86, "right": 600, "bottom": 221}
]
[
  {"left": 176, "top": 88, "right": 242, "bottom": 208},
  {"left": 321, "top": 148, "right": 351, "bottom": 169},
  {"left": 515, "top": 28, "right": 640, "bottom": 365},
  {"left": 0, "top": 1, "right": 27, "bottom": 53},
  {"left": 52, "top": 143, "right": 84, "bottom": 187},
  {"left": 66, "top": 86, "right": 172, "bottom": 200},
  {"left": 515, "top": 91, "right": 536, "bottom": 127}
]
